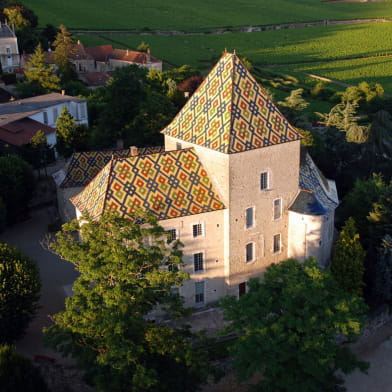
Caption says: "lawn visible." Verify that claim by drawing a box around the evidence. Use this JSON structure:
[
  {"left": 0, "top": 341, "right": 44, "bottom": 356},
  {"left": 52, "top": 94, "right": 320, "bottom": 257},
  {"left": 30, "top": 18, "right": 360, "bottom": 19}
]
[{"left": 24, "top": 0, "right": 392, "bottom": 31}]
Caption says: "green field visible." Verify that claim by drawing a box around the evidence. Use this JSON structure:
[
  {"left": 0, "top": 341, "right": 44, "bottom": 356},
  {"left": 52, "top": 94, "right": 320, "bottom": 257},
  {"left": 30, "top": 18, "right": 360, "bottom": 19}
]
[
  {"left": 24, "top": 0, "right": 392, "bottom": 31},
  {"left": 77, "top": 22, "right": 392, "bottom": 67}
]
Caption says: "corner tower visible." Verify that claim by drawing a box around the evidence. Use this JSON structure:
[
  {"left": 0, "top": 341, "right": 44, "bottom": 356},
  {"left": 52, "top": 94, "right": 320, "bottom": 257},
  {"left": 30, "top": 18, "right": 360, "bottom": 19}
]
[{"left": 162, "top": 52, "right": 302, "bottom": 296}]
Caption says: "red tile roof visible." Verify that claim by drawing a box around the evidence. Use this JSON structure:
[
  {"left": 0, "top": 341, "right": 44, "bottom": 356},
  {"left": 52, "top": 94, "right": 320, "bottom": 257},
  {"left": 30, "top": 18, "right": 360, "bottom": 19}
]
[
  {"left": 73, "top": 41, "right": 93, "bottom": 60},
  {"left": 109, "top": 49, "right": 160, "bottom": 64},
  {"left": 0, "top": 118, "right": 55, "bottom": 146},
  {"left": 80, "top": 72, "right": 112, "bottom": 86},
  {"left": 84, "top": 45, "right": 113, "bottom": 62}
]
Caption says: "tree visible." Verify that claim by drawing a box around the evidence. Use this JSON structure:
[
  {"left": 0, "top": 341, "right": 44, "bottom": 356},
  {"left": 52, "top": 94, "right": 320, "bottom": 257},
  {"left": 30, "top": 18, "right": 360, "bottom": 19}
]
[
  {"left": 0, "top": 198, "right": 6, "bottom": 232},
  {"left": 331, "top": 218, "right": 366, "bottom": 295},
  {"left": 373, "top": 235, "right": 392, "bottom": 301},
  {"left": 0, "top": 242, "right": 41, "bottom": 343},
  {"left": 0, "top": 345, "right": 49, "bottom": 392},
  {"left": 278, "top": 88, "right": 309, "bottom": 128},
  {"left": 219, "top": 258, "right": 368, "bottom": 392},
  {"left": 92, "top": 65, "right": 176, "bottom": 149},
  {"left": 23, "top": 43, "right": 60, "bottom": 93},
  {"left": 53, "top": 24, "right": 76, "bottom": 82},
  {"left": 55, "top": 106, "right": 84, "bottom": 157},
  {"left": 0, "top": 155, "right": 35, "bottom": 223},
  {"left": 136, "top": 41, "right": 150, "bottom": 52},
  {"left": 44, "top": 212, "right": 214, "bottom": 392}
]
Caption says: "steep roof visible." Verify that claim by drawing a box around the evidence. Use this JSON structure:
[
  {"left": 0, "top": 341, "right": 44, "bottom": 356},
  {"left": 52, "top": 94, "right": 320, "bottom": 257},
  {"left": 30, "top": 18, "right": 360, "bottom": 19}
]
[
  {"left": 161, "top": 52, "right": 301, "bottom": 154},
  {"left": 60, "top": 149, "right": 134, "bottom": 188},
  {"left": 85, "top": 45, "right": 113, "bottom": 62},
  {"left": 71, "top": 148, "right": 225, "bottom": 220},
  {"left": 290, "top": 150, "right": 339, "bottom": 215}
]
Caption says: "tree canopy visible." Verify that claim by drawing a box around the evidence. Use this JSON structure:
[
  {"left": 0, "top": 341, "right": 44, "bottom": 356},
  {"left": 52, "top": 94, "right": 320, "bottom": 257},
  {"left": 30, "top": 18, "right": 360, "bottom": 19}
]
[
  {"left": 44, "top": 212, "right": 214, "bottom": 392},
  {"left": 331, "top": 217, "right": 366, "bottom": 295},
  {"left": 0, "top": 242, "right": 41, "bottom": 344},
  {"left": 53, "top": 24, "right": 76, "bottom": 82},
  {"left": 0, "top": 155, "right": 35, "bottom": 224},
  {"left": 0, "top": 345, "right": 49, "bottom": 392},
  {"left": 23, "top": 43, "right": 60, "bottom": 93},
  {"left": 219, "top": 258, "right": 368, "bottom": 392}
]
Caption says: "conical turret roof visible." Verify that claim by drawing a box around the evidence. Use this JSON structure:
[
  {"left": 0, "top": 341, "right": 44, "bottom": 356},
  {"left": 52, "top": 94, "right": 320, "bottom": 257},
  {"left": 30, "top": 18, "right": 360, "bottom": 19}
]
[{"left": 162, "top": 52, "right": 301, "bottom": 154}]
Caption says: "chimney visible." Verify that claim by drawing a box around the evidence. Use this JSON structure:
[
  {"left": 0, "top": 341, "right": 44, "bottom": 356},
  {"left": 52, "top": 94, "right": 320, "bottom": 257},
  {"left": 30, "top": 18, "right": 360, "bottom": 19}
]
[
  {"left": 61, "top": 90, "right": 65, "bottom": 96},
  {"left": 126, "top": 49, "right": 129, "bottom": 56},
  {"left": 130, "top": 146, "right": 138, "bottom": 156},
  {"left": 77, "top": 40, "right": 81, "bottom": 45}
]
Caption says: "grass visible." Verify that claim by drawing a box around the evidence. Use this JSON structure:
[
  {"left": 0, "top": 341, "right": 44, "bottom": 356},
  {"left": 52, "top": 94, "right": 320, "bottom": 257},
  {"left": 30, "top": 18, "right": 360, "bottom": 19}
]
[
  {"left": 24, "top": 0, "right": 392, "bottom": 30},
  {"left": 75, "top": 22, "right": 392, "bottom": 93}
]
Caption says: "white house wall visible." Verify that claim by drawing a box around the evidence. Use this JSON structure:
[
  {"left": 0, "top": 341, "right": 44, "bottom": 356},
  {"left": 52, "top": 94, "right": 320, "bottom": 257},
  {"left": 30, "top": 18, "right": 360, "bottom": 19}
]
[
  {"left": 29, "top": 101, "right": 89, "bottom": 128},
  {"left": 288, "top": 210, "right": 335, "bottom": 268}
]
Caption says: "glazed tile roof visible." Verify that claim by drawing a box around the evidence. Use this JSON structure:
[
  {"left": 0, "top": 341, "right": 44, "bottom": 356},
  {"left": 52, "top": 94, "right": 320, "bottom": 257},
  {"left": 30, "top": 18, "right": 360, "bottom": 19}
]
[
  {"left": 162, "top": 52, "right": 301, "bottom": 154},
  {"left": 293, "top": 151, "right": 339, "bottom": 214},
  {"left": 60, "top": 149, "right": 133, "bottom": 188},
  {"left": 70, "top": 148, "right": 225, "bottom": 220}
]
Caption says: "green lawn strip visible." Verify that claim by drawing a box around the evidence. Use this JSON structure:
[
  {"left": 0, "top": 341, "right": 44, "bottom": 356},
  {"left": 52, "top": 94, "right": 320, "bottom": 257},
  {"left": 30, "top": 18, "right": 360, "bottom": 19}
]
[{"left": 25, "top": 0, "right": 392, "bottom": 31}]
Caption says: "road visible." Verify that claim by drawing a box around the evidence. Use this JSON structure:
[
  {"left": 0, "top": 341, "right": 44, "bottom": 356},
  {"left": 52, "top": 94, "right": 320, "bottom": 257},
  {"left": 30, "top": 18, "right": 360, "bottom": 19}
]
[{"left": 0, "top": 207, "right": 78, "bottom": 363}]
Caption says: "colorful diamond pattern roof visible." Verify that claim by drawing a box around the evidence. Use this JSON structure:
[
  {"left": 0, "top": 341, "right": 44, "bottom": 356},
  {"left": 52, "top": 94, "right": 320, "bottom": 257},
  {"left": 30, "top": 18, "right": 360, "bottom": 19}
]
[
  {"left": 162, "top": 52, "right": 301, "bottom": 154},
  {"left": 70, "top": 148, "right": 225, "bottom": 220},
  {"left": 60, "top": 147, "right": 164, "bottom": 188},
  {"left": 299, "top": 153, "right": 338, "bottom": 212}
]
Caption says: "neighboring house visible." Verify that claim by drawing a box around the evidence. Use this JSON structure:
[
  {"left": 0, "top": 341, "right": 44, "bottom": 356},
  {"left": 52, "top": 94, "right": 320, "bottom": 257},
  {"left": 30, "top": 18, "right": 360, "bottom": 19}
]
[
  {"left": 81, "top": 41, "right": 163, "bottom": 74},
  {"left": 69, "top": 53, "right": 338, "bottom": 308},
  {"left": 0, "top": 92, "right": 88, "bottom": 152},
  {"left": 0, "top": 22, "right": 20, "bottom": 72}
]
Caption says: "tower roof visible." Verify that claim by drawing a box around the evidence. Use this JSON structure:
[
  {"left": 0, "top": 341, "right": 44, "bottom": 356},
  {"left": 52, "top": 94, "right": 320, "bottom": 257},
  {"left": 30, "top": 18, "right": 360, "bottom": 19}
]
[
  {"left": 162, "top": 52, "right": 301, "bottom": 154},
  {"left": 70, "top": 148, "right": 225, "bottom": 220}
]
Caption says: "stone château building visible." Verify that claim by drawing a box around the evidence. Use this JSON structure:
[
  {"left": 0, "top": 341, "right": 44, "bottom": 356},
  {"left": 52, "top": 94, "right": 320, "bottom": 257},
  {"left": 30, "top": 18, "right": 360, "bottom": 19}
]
[{"left": 68, "top": 53, "right": 338, "bottom": 308}]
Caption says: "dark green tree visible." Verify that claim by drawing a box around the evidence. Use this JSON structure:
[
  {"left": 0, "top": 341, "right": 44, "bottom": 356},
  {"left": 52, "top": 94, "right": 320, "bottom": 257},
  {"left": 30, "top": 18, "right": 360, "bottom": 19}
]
[
  {"left": 0, "top": 242, "right": 41, "bottom": 343},
  {"left": 219, "top": 258, "right": 368, "bottom": 392},
  {"left": 92, "top": 65, "right": 176, "bottom": 149},
  {"left": 44, "top": 212, "right": 214, "bottom": 392},
  {"left": 331, "top": 218, "right": 366, "bottom": 295},
  {"left": 23, "top": 43, "right": 60, "bottom": 93},
  {"left": 0, "top": 198, "right": 6, "bottom": 232},
  {"left": 55, "top": 107, "right": 88, "bottom": 157},
  {"left": 0, "top": 345, "right": 49, "bottom": 392},
  {"left": 53, "top": 24, "right": 77, "bottom": 83},
  {"left": 0, "top": 155, "right": 35, "bottom": 223},
  {"left": 373, "top": 235, "right": 392, "bottom": 301}
]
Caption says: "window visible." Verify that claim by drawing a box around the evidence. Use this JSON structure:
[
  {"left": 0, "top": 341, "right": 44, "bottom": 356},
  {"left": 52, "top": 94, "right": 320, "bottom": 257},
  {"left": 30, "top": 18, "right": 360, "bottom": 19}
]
[
  {"left": 176, "top": 142, "right": 182, "bottom": 150},
  {"left": 238, "top": 282, "right": 246, "bottom": 297},
  {"left": 194, "top": 252, "right": 204, "bottom": 272},
  {"left": 195, "top": 282, "right": 205, "bottom": 305},
  {"left": 273, "top": 234, "right": 281, "bottom": 253},
  {"left": 245, "top": 207, "right": 254, "bottom": 229},
  {"left": 192, "top": 223, "right": 203, "bottom": 238},
  {"left": 167, "top": 229, "right": 177, "bottom": 242},
  {"left": 273, "top": 198, "right": 282, "bottom": 220},
  {"left": 53, "top": 107, "right": 58, "bottom": 121},
  {"left": 79, "top": 103, "right": 86, "bottom": 119},
  {"left": 43, "top": 111, "right": 48, "bottom": 125},
  {"left": 6, "top": 46, "right": 10, "bottom": 54},
  {"left": 246, "top": 242, "right": 254, "bottom": 263},
  {"left": 260, "top": 171, "right": 269, "bottom": 190}
]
